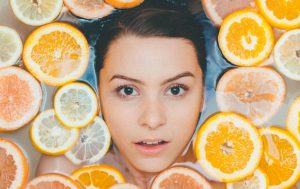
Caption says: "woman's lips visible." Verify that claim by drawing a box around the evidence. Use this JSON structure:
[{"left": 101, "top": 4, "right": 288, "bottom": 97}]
[{"left": 134, "top": 139, "right": 169, "bottom": 156}]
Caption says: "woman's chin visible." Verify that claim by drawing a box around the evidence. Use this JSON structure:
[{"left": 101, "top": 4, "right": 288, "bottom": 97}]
[{"left": 131, "top": 157, "right": 173, "bottom": 173}]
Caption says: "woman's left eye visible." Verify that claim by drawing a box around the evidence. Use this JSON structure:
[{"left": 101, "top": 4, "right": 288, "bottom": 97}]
[{"left": 166, "top": 84, "right": 188, "bottom": 96}]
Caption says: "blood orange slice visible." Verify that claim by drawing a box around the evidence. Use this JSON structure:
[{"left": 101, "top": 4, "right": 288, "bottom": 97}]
[
  {"left": 0, "top": 66, "right": 42, "bottom": 131},
  {"left": 0, "top": 138, "right": 29, "bottom": 189}
]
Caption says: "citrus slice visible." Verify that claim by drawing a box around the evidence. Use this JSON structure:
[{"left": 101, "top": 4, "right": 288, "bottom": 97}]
[
  {"left": 216, "top": 67, "right": 286, "bottom": 126},
  {"left": 201, "top": 0, "right": 255, "bottom": 26},
  {"left": 151, "top": 166, "right": 212, "bottom": 189},
  {"left": 30, "top": 109, "right": 80, "bottom": 155},
  {"left": 259, "top": 127, "right": 300, "bottom": 189},
  {"left": 72, "top": 165, "right": 125, "bottom": 188},
  {"left": 54, "top": 82, "right": 98, "bottom": 128},
  {"left": 274, "top": 29, "right": 300, "bottom": 81},
  {"left": 65, "top": 116, "right": 111, "bottom": 165},
  {"left": 226, "top": 168, "right": 268, "bottom": 189},
  {"left": 0, "top": 26, "right": 22, "bottom": 68},
  {"left": 218, "top": 9, "right": 274, "bottom": 66},
  {"left": 10, "top": 0, "right": 63, "bottom": 26},
  {"left": 23, "top": 22, "right": 89, "bottom": 86},
  {"left": 64, "top": 0, "right": 114, "bottom": 19},
  {"left": 194, "top": 112, "right": 263, "bottom": 182},
  {"left": 256, "top": 0, "right": 300, "bottom": 29},
  {"left": 0, "top": 138, "right": 29, "bottom": 189},
  {"left": 109, "top": 183, "right": 141, "bottom": 189},
  {"left": 287, "top": 96, "right": 300, "bottom": 141},
  {"left": 104, "top": 0, "right": 144, "bottom": 9},
  {"left": 26, "top": 173, "right": 82, "bottom": 189},
  {"left": 0, "top": 66, "right": 42, "bottom": 131}
]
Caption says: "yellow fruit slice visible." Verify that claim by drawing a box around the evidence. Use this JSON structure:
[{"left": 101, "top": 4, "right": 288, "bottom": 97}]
[
  {"left": 104, "top": 0, "right": 144, "bottom": 9},
  {"left": 0, "top": 138, "right": 29, "bottom": 189},
  {"left": 256, "top": 0, "right": 300, "bottom": 29},
  {"left": 23, "top": 22, "right": 89, "bottom": 86},
  {"left": 259, "top": 127, "right": 300, "bottom": 189},
  {"left": 194, "top": 112, "right": 263, "bottom": 182},
  {"left": 274, "top": 29, "right": 300, "bottom": 80},
  {"left": 287, "top": 96, "right": 300, "bottom": 141},
  {"left": 218, "top": 9, "right": 274, "bottom": 66},
  {"left": 65, "top": 116, "right": 111, "bottom": 165},
  {"left": 0, "top": 26, "right": 22, "bottom": 68},
  {"left": 10, "top": 0, "right": 63, "bottom": 26},
  {"left": 226, "top": 168, "right": 268, "bottom": 189},
  {"left": 72, "top": 165, "right": 125, "bottom": 188},
  {"left": 30, "top": 109, "right": 79, "bottom": 155},
  {"left": 54, "top": 82, "right": 98, "bottom": 128}
]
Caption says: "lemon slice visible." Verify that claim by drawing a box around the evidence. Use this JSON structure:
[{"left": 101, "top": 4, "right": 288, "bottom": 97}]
[
  {"left": 30, "top": 109, "right": 79, "bottom": 155},
  {"left": 54, "top": 82, "right": 98, "bottom": 128},
  {"left": 10, "top": 0, "right": 63, "bottom": 26},
  {"left": 65, "top": 116, "right": 111, "bottom": 165},
  {"left": 0, "top": 26, "right": 22, "bottom": 68}
]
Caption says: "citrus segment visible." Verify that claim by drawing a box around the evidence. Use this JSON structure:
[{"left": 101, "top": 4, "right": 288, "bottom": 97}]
[
  {"left": 0, "top": 66, "right": 42, "bottom": 131},
  {"left": 23, "top": 22, "right": 89, "bottom": 86},
  {"left": 104, "top": 0, "right": 144, "bottom": 9},
  {"left": 54, "top": 82, "right": 98, "bottom": 128},
  {"left": 151, "top": 166, "right": 212, "bottom": 189},
  {"left": 30, "top": 109, "right": 79, "bottom": 155},
  {"left": 194, "top": 112, "right": 263, "bottom": 182},
  {"left": 109, "top": 183, "right": 141, "bottom": 189},
  {"left": 216, "top": 67, "right": 286, "bottom": 126},
  {"left": 65, "top": 116, "right": 111, "bottom": 165},
  {"left": 0, "top": 138, "right": 29, "bottom": 189},
  {"left": 72, "top": 165, "right": 125, "bottom": 188},
  {"left": 259, "top": 127, "right": 300, "bottom": 189},
  {"left": 287, "top": 96, "right": 300, "bottom": 142},
  {"left": 218, "top": 9, "right": 274, "bottom": 66}
]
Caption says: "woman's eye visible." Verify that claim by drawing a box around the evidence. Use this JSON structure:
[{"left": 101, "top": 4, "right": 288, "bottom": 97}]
[
  {"left": 166, "top": 85, "right": 188, "bottom": 96},
  {"left": 117, "top": 86, "right": 139, "bottom": 97}
]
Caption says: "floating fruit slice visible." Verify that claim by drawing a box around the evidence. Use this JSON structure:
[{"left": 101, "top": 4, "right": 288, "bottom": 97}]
[
  {"left": 256, "top": 0, "right": 300, "bottom": 29},
  {"left": 30, "top": 109, "right": 79, "bottom": 155},
  {"left": 194, "top": 112, "right": 263, "bottom": 182},
  {"left": 216, "top": 67, "right": 286, "bottom": 126},
  {"left": 259, "top": 127, "right": 300, "bottom": 189},
  {"left": 54, "top": 82, "right": 98, "bottom": 128},
  {"left": 274, "top": 29, "right": 300, "bottom": 80},
  {"left": 0, "top": 26, "right": 22, "bottom": 68},
  {"left": 218, "top": 9, "right": 274, "bottom": 66},
  {"left": 287, "top": 96, "right": 300, "bottom": 141},
  {"left": 72, "top": 165, "right": 125, "bottom": 188},
  {"left": 104, "top": 0, "right": 144, "bottom": 9},
  {"left": 226, "top": 168, "right": 268, "bottom": 189},
  {"left": 151, "top": 166, "right": 212, "bottom": 189},
  {"left": 64, "top": 0, "right": 114, "bottom": 19},
  {"left": 10, "top": 0, "right": 63, "bottom": 26},
  {"left": 65, "top": 116, "right": 111, "bottom": 165},
  {"left": 0, "top": 138, "right": 29, "bottom": 189},
  {"left": 23, "top": 22, "right": 89, "bottom": 86},
  {"left": 0, "top": 66, "right": 42, "bottom": 131},
  {"left": 109, "top": 183, "right": 141, "bottom": 189},
  {"left": 201, "top": 0, "right": 255, "bottom": 26},
  {"left": 26, "top": 173, "right": 82, "bottom": 189}
]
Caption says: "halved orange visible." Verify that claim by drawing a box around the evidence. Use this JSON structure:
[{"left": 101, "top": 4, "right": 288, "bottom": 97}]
[
  {"left": 0, "top": 66, "right": 42, "bottom": 131},
  {"left": 0, "top": 138, "right": 29, "bottom": 189},
  {"left": 104, "top": 0, "right": 143, "bottom": 9},
  {"left": 218, "top": 9, "right": 274, "bottom": 66},
  {"left": 216, "top": 67, "right": 286, "bottom": 126},
  {"left": 23, "top": 22, "right": 89, "bottom": 86},
  {"left": 286, "top": 96, "right": 300, "bottom": 142},
  {"left": 194, "top": 112, "right": 263, "bottom": 182}
]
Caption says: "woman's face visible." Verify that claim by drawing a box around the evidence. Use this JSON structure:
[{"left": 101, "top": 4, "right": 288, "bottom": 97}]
[{"left": 99, "top": 35, "right": 203, "bottom": 173}]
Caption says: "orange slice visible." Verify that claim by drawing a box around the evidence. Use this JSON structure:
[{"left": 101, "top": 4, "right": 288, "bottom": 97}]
[
  {"left": 72, "top": 165, "right": 125, "bottom": 188},
  {"left": 0, "top": 66, "right": 42, "bottom": 131},
  {"left": 26, "top": 173, "right": 82, "bottom": 189},
  {"left": 104, "top": 0, "right": 143, "bottom": 9},
  {"left": 109, "top": 183, "right": 141, "bottom": 189},
  {"left": 0, "top": 138, "right": 29, "bottom": 189},
  {"left": 151, "top": 166, "right": 212, "bottom": 189},
  {"left": 23, "top": 22, "right": 89, "bottom": 86},
  {"left": 255, "top": 0, "right": 300, "bottom": 29},
  {"left": 259, "top": 127, "right": 300, "bottom": 189},
  {"left": 194, "top": 112, "right": 263, "bottom": 182},
  {"left": 287, "top": 96, "right": 300, "bottom": 142},
  {"left": 218, "top": 9, "right": 274, "bottom": 66},
  {"left": 216, "top": 67, "right": 286, "bottom": 126}
]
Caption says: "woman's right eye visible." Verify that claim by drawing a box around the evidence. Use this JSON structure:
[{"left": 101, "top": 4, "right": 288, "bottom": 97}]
[{"left": 116, "top": 85, "right": 139, "bottom": 98}]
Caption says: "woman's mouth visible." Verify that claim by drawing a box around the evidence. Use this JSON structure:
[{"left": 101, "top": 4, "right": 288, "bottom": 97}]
[{"left": 134, "top": 139, "right": 169, "bottom": 155}]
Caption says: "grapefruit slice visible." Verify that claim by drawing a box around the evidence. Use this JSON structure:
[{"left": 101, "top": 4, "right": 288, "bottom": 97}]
[
  {"left": 216, "top": 67, "right": 286, "bottom": 126},
  {"left": 0, "top": 138, "right": 29, "bottom": 189},
  {"left": 0, "top": 66, "right": 42, "bottom": 131},
  {"left": 286, "top": 96, "right": 300, "bottom": 141},
  {"left": 151, "top": 166, "right": 212, "bottom": 189},
  {"left": 104, "top": 0, "right": 144, "bottom": 9}
]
